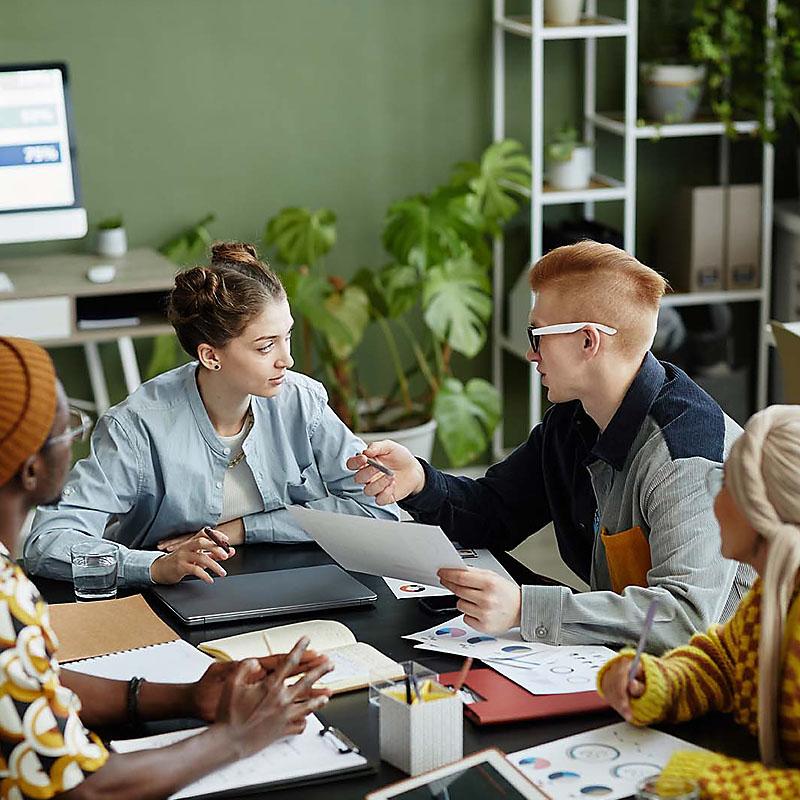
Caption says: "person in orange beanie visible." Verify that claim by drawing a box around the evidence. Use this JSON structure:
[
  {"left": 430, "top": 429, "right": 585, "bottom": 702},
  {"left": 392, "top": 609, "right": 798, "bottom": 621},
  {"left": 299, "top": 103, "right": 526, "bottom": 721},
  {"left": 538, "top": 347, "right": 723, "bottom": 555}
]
[{"left": 0, "top": 336, "right": 332, "bottom": 800}]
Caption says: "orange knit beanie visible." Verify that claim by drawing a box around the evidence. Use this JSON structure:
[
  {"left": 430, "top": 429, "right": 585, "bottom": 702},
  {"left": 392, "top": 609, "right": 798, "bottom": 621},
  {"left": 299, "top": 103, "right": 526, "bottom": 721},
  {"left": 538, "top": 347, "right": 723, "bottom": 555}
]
[{"left": 0, "top": 337, "right": 57, "bottom": 486}]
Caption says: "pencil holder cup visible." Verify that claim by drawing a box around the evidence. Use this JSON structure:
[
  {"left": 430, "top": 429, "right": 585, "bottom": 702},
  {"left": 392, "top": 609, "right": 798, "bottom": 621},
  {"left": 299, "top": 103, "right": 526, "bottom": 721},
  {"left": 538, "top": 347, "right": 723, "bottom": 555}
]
[{"left": 375, "top": 662, "right": 463, "bottom": 776}]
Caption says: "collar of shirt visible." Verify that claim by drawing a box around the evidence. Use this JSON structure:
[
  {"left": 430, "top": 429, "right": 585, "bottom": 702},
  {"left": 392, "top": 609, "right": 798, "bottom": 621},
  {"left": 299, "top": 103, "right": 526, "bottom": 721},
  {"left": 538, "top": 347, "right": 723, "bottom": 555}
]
[{"left": 581, "top": 351, "right": 666, "bottom": 472}]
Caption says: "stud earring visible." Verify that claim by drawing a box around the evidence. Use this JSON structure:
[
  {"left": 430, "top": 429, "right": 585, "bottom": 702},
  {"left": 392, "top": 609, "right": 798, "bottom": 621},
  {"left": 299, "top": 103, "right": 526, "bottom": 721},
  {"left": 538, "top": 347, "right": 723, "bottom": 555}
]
[{"left": 214, "top": 364, "right": 221, "bottom": 371}]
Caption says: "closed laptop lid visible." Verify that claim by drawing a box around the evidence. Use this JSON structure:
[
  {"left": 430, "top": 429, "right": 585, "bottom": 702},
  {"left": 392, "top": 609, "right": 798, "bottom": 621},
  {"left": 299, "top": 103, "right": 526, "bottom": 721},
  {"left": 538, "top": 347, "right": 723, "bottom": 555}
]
[{"left": 150, "top": 565, "right": 377, "bottom": 626}]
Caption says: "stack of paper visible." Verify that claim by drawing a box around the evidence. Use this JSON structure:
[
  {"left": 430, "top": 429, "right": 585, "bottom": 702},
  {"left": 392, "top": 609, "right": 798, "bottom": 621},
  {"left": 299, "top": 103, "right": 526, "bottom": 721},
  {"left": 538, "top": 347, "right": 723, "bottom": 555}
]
[{"left": 405, "top": 615, "right": 615, "bottom": 695}]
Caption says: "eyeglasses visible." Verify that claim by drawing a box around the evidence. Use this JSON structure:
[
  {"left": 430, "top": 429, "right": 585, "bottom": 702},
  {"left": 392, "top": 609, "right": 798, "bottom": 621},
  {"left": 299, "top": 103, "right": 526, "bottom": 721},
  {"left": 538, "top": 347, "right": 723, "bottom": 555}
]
[
  {"left": 44, "top": 407, "right": 93, "bottom": 448},
  {"left": 526, "top": 322, "right": 618, "bottom": 353},
  {"left": 705, "top": 466, "right": 724, "bottom": 498}
]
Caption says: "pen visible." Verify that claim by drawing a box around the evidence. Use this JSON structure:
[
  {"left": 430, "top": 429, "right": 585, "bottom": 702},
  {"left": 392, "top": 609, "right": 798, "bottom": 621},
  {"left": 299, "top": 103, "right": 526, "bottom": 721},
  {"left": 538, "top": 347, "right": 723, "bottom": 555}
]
[
  {"left": 404, "top": 674, "right": 412, "bottom": 705},
  {"left": 627, "top": 597, "right": 659, "bottom": 689},
  {"left": 261, "top": 632, "right": 273, "bottom": 657},
  {"left": 410, "top": 674, "right": 422, "bottom": 704},
  {"left": 452, "top": 657, "right": 473, "bottom": 693},
  {"left": 364, "top": 455, "right": 394, "bottom": 477},
  {"left": 203, "top": 526, "right": 231, "bottom": 554}
]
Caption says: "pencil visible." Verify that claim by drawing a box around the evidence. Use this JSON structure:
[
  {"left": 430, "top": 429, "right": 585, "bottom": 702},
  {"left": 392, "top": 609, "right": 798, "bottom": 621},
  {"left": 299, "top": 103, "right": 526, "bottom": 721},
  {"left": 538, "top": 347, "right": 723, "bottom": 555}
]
[
  {"left": 364, "top": 456, "right": 394, "bottom": 477},
  {"left": 452, "top": 657, "right": 473, "bottom": 693},
  {"left": 204, "top": 526, "right": 231, "bottom": 554},
  {"left": 261, "top": 632, "right": 273, "bottom": 656}
]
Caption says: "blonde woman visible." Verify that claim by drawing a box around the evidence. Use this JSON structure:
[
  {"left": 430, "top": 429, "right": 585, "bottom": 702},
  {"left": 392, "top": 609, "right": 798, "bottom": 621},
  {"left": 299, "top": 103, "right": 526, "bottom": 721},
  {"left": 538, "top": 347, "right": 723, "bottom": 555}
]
[{"left": 599, "top": 405, "right": 800, "bottom": 798}]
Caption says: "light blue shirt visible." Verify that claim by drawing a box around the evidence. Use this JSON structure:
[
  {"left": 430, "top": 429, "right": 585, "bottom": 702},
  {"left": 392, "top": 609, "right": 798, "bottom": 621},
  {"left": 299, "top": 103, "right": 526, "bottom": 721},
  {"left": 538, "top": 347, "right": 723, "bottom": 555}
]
[{"left": 25, "top": 363, "right": 401, "bottom": 587}]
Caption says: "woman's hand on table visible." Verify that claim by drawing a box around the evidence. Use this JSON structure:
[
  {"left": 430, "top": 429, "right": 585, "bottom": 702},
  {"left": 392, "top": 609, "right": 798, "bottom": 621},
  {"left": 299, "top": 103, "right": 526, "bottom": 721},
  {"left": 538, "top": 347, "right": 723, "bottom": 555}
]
[{"left": 150, "top": 527, "right": 233, "bottom": 585}]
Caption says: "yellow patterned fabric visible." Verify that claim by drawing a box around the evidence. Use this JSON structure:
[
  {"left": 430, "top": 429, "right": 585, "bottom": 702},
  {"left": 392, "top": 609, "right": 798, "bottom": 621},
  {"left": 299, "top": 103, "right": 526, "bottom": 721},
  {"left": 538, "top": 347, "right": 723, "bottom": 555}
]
[
  {"left": 597, "top": 578, "right": 800, "bottom": 798},
  {"left": 0, "top": 549, "right": 107, "bottom": 799}
]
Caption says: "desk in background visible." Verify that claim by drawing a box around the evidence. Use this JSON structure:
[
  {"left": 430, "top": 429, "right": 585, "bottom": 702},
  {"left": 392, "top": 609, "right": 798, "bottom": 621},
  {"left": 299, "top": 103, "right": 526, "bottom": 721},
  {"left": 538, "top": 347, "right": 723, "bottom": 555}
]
[
  {"left": 0, "top": 248, "right": 177, "bottom": 413},
  {"left": 33, "top": 544, "right": 760, "bottom": 799}
]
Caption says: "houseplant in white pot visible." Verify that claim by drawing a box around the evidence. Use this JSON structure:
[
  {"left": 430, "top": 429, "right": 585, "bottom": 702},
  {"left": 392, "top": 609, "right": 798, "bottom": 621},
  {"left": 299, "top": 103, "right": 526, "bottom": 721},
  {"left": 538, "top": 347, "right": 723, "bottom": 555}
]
[
  {"left": 95, "top": 215, "right": 127, "bottom": 257},
  {"left": 640, "top": 0, "right": 705, "bottom": 124},
  {"left": 264, "top": 140, "right": 531, "bottom": 466},
  {"left": 547, "top": 125, "right": 592, "bottom": 190}
]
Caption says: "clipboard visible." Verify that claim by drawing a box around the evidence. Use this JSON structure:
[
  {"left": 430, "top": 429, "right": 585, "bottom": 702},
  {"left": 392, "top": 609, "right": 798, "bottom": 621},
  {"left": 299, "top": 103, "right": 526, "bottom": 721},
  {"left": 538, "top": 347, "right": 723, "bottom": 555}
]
[
  {"left": 111, "top": 715, "right": 376, "bottom": 797},
  {"left": 438, "top": 668, "right": 610, "bottom": 726}
]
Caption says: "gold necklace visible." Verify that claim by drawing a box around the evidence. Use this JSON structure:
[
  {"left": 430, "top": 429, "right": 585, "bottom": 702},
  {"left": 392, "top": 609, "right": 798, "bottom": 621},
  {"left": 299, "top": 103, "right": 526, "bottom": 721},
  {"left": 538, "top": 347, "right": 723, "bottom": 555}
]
[{"left": 227, "top": 410, "right": 254, "bottom": 469}]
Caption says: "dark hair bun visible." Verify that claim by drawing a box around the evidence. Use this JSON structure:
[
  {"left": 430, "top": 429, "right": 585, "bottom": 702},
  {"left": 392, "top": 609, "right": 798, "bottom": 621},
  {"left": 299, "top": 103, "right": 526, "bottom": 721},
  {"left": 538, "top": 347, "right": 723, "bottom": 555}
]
[
  {"left": 211, "top": 241, "right": 259, "bottom": 267},
  {"left": 172, "top": 266, "right": 220, "bottom": 308}
]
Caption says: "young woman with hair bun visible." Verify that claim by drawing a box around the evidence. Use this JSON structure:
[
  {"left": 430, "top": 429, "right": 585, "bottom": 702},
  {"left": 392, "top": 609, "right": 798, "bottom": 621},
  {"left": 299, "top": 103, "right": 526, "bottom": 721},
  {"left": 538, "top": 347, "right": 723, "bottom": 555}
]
[{"left": 25, "top": 242, "right": 400, "bottom": 588}]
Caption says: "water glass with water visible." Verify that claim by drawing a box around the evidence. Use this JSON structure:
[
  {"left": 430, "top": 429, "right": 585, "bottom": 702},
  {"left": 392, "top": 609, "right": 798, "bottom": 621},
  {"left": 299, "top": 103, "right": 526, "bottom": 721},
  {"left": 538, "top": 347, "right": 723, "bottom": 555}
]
[{"left": 70, "top": 541, "right": 118, "bottom": 601}]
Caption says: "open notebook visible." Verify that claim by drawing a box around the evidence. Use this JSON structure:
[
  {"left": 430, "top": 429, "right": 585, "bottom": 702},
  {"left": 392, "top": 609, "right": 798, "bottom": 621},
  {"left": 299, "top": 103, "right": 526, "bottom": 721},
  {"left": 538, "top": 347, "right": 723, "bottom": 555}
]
[{"left": 199, "top": 619, "right": 404, "bottom": 694}]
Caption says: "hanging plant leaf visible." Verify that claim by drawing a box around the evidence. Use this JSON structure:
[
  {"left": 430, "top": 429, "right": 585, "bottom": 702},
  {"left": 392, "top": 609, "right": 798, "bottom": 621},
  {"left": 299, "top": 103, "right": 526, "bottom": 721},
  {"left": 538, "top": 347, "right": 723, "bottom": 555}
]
[{"left": 433, "top": 377, "right": 501, "bottom": 467}]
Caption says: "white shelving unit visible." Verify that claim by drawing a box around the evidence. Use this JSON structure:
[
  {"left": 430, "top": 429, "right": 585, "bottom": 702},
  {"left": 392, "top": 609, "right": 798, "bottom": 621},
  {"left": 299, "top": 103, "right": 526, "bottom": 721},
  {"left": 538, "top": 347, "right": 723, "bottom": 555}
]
[{"left": 491, "top": 0, "right": 776, "bottom": 459}]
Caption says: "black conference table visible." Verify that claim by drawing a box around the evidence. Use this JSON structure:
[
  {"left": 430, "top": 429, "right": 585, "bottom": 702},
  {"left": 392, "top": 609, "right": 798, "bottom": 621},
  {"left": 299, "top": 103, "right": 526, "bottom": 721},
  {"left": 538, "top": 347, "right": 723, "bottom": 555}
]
[{"left": 33, "top": 543, "right": 758, "bottom": 799}]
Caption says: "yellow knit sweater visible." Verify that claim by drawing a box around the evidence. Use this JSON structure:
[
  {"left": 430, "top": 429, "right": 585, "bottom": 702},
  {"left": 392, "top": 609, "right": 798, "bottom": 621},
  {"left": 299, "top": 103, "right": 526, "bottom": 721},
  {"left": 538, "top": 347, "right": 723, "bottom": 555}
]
[{"left": 597, "top": 578, "right": 800, "bottom": 799}]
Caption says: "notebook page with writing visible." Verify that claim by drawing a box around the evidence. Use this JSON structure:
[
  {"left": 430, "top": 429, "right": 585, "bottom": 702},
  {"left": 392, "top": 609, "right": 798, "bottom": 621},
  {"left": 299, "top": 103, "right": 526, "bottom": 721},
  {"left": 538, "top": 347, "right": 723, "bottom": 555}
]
[
  {"left": 111, "top": 714, "right": 367, "bottom": 799},
  {"left": 65, "top": 640, "right": 214, "bottom": 683}
]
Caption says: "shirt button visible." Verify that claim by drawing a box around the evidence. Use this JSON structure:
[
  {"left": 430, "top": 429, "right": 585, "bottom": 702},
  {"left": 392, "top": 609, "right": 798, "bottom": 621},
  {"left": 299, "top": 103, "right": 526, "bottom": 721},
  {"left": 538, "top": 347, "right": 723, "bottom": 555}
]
[
  {"left": 223, "top": 447, "right": 231, "bottom": 455},
  {"left": 215, "top": 481, "right": 223, "bottom": 489},
  {"left": 535, "top": 625, "right": 548, "bottom": 638},
  {"left": 63, "top": 487, "right": 72, "bottom": 497}
]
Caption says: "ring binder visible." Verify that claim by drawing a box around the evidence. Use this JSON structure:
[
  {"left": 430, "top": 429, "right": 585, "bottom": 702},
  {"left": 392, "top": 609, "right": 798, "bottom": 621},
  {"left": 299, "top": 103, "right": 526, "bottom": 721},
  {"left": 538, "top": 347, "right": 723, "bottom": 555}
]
[{"left": 319, "top": 724, "right": 360, "bottom": 755}]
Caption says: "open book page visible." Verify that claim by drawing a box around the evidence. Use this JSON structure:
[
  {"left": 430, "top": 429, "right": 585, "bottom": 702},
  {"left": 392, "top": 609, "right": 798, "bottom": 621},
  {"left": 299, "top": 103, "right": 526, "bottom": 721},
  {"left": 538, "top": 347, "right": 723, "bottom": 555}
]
[
  {"left": 111, "top": 714, "right": 367, "bottom": 799},
  {"left": 316, "top": 642, "right": 404, "bottom": 693},
  {"left": 199, "top": 619, "right": 357, "bottom": 661},
  {"left": 64, "top": 640, "right": 214, "bottom": 684}
]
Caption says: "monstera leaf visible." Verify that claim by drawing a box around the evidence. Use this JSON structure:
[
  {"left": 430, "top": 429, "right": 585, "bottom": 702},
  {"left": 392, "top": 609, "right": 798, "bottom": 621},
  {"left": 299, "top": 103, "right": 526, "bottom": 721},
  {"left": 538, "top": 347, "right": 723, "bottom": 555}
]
[
  {"left": 351, "top": 265, "right": 420, "bottom": 320},
  {"left": 433, "top": 377, "right": 501, "bottom": 467},
  {"left": 324, "top": 285, "right": 371, "bottom": 360},
  {"left": 264, "top": 207, "right": 336, "bottom": 267},
  {"left": 422, "top": 250, "right": 492, "bottom": 358},
  {"left": 280, "top": 269, "right": 355, "bottom": 347},
  {"left": 451, "top": 140, "right": 531, "bottom": 231},
  {"left": 382, "top": 185, "right": 484, "bottom": 270}
]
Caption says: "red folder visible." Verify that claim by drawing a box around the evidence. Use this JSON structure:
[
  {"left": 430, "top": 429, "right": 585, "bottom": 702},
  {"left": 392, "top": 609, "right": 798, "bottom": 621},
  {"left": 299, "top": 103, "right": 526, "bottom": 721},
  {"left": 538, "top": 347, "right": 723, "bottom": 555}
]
[{"left": 438, "top": 667, "right": 610, "bottom": 725}]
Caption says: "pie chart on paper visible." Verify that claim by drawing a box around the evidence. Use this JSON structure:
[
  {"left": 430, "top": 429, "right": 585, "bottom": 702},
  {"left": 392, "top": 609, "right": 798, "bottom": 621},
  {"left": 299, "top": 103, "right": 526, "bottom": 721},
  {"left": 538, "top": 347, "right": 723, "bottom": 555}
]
[{"left": 435, "top": 627, "right": 467, "bottom": 638}]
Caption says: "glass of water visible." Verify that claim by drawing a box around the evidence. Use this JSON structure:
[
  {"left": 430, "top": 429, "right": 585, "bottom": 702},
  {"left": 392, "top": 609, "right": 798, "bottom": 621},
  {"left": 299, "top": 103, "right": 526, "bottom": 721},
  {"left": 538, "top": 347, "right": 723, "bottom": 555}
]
[
  {"left": 636, "top": 775, "right": 699, "bottom": 800},
  {"left": 70, "top": 541, "right": 118, "bottom": 601}
]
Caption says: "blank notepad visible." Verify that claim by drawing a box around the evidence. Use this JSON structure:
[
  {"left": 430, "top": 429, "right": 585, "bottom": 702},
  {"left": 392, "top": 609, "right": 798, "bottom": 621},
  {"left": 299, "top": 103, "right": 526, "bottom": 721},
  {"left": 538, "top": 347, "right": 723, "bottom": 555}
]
[{"left": 65, "top": 639, "right": 214, "bottom": 683}]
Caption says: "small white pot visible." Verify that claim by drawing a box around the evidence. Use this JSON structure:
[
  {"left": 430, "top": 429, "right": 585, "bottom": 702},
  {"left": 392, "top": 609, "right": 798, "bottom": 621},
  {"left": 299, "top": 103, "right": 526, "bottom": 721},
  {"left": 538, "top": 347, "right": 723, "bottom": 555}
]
[
  {"left": 96, "top": 227, "right": 127, "bottom": 258},
  {"left": 359, "top": 418, "right": 438, "bottom": 463},
  {"left": 641, "top": 63, "right": 706, "bottom": 124},
  {"left": 544, "top": 0, "right": 584, "bottom": 25},
  {"left": 548, "top": 145, "right": 592, "bottom": 190}
]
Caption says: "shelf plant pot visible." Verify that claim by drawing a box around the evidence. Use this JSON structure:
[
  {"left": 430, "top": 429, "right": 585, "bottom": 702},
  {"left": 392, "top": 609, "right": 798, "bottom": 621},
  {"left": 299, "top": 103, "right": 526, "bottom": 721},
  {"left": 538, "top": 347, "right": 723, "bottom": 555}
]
[
  {"left": 96, "top": 227, "right": 127, "bottom": 258},
  {"left": 359, "top": 418, "right": 438, "bottom": 463},
  {"left": 641, "top": 64, "right": 706, "bottom": 124},
  {"left": 548, "top": 145, "right": 592, "bottom": 190},
  {"left": 544, "top": 0, "right": 584, "bottom": 25}
]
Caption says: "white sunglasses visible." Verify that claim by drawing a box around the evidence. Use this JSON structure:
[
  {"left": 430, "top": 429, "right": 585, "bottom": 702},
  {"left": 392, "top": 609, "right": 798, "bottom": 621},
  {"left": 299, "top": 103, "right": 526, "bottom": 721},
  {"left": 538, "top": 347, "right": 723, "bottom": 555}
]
[{"left": 526, "top": 322, "right": 618, "bottom": 353}]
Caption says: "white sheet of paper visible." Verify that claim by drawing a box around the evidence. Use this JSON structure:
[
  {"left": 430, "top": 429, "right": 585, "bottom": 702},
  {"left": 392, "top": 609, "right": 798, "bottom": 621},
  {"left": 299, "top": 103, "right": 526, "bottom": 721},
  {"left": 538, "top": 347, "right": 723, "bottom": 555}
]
[
  {"left": 508, "top": 722, "right": 708, "bottom": 800},
  {"left": 383, "top": 548, "right": 517, "bottom": 599},
  {"left": 288, "top": 506, "right": 463, "bottom": 587},
  {"left": 405, "top": 615, "right": 615, "bottom": 694},
  {"left": 65, "top": 640, "right": 214, "bottom": 684},
  {"left": 112, "top": 714, "right": 366, "bottom": 799}
]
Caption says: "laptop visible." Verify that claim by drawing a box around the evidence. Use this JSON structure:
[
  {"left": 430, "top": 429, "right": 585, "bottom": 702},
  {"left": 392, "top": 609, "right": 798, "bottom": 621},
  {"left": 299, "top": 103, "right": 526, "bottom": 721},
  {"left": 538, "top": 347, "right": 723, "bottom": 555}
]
[{"left": 149, "top": 564, "right": 377, "bottom": 626}]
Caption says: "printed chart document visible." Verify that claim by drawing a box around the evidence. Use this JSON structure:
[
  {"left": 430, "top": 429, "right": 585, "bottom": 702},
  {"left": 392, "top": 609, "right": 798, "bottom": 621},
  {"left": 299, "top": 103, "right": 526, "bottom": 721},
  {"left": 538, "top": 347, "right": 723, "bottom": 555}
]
[
  {"left": 508, "top": 722, "right": 709, "bottom": 800},
  {"left": 406, "top": 615, "right": 615, "bottom": 695},
  {"left": 112, "top": 714, "right": 368, "bottom": 799},
  {"left": 383, "top": 547, "right": 517, "bottom": 599},
  {"left": 199, "top": 619, "right": 403, "bottom": 693},
  {"left": 288, "top": 506, "right": 463, "bottom": 587}
]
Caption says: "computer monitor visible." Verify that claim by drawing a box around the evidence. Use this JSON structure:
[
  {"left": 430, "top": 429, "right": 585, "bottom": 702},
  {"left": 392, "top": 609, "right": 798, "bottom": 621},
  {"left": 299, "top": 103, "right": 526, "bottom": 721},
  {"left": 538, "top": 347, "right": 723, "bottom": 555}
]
[{"left": 0, "top": 62, "right": 87, "bottom": 245}]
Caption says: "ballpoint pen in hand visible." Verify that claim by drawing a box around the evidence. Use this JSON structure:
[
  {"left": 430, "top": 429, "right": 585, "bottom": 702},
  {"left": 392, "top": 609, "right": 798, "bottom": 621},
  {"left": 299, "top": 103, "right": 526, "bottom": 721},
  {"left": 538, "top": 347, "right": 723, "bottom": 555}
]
[
  {"left": 627, "top": 597, "right": 659, "bottom": 689},
  {"left": 203, "top": 526, "right": 231, "bottom": 555},
  {"left": 363, "top": 455, "right": 394, "bottom": 477}
]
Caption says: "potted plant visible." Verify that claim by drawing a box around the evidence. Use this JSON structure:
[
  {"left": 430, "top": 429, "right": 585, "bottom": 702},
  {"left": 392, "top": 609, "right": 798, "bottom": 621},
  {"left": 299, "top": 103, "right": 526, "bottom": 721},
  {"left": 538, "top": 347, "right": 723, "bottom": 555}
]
[
  {"left": 689, "top": 0, "right": 800, "bottom": 144},
  {"left": 544, "top": 0, "right": 584, "bottom": 26},
  {"left": 264, "top": 140, "right": 532, "bottom": 467},
  {"left": 547, "top": 125, "right": 592, "bottom": 190},
  {"left": 640, "top": 0, "right": 706, "bottom": 124},
  {"left": 95, "top": 214, "right": 127, "bottom": 257}
]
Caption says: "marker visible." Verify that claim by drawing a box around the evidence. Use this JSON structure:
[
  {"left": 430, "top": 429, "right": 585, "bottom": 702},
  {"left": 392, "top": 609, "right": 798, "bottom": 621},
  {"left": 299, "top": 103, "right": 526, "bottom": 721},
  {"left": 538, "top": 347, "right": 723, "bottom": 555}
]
[
  {"left": 203, "top": 526, "right": 231, "bottom": 555},
  {"left": 364, "top": 455, "right": 394, "bottom": 477},
  {"left": 452, "top": 657, "right": 474, "bottom": 693},
  {"left": 627, "top": 598, "right": 659, "bottom": 689}
]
